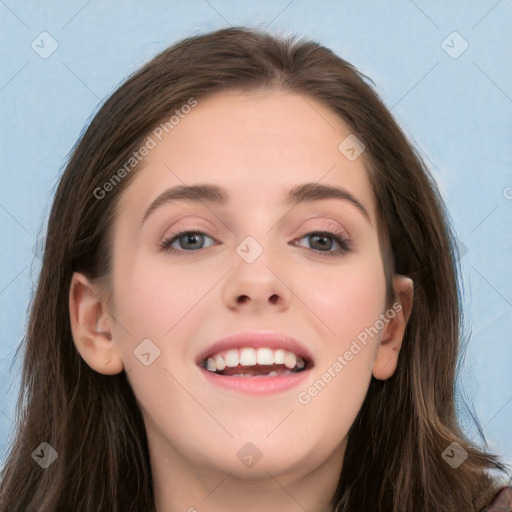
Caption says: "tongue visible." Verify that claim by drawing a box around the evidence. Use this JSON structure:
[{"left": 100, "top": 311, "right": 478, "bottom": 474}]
[{"left": 220, "top": 363, "right": 291, "bottom": 376}]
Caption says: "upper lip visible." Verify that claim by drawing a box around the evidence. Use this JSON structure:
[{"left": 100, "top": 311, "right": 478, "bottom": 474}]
[{"left": 196, "top": 330, "right": 315, "bottom": 367}]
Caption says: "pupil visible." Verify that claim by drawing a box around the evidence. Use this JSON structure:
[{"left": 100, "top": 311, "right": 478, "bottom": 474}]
[
  {"left": 313, "top": 234, "right": 330, "bottom": 250},
  {"left": 184, "top": 233, "right": 202, "bottom": 249}
]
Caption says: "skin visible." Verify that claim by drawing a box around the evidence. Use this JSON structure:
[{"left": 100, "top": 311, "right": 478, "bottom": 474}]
[{"left": 69, "top": 89, "right": 413, "bottom": 512}]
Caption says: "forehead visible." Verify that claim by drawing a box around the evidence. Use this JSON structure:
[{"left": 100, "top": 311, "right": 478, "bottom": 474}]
[{"left": 118, "top": 89, "right": 376, "bottom": 222}]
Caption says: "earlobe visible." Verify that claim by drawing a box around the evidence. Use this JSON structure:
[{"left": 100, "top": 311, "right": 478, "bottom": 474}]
[
  {"left": 372, "top": 276, "right": 414, "bottom": 381},
  {"left": 69, "top": 272, "right": 124, "bottom": 375}
]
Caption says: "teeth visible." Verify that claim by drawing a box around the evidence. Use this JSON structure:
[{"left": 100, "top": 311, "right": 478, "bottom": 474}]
[
  {"left": 284, "top": 351, "right": 297, "bottom": 369},
  {"left": 214, "top": 354, "right": 226, "bottom": 371},
  {"left": 274, "top": 349, "right": 285, "bottom": 365},
  {"left": 239, "top": 347, "right": 256, "bottom": 366},
  {"left": 227, "top": 369, "right": 293, "bottom": 377},
  {"left": 203, "top": 347, "right": 306, "bottom": 373},
  {"left": 256, "top": 347, "right": 274, "bottom": 365},
  {"left": 225, "top": 349, "right": 239, "bottom": 367}
]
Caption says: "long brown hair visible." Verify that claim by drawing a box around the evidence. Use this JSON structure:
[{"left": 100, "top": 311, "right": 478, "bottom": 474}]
[{"left": 0, "top": 26, "right": 508, "bottom": 512}]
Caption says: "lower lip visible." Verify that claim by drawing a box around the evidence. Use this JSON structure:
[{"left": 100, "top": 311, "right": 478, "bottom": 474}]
[{"left": 198, "top": 367, "right": 311, "bottom": 395}]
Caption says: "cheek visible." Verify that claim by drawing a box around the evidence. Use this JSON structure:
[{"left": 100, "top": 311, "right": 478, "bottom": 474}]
[
  {"left": 296, "top": 355, "right": 372, "bottom": 454},
  {"left": 112, "top": 255, "right": 213, "bottom": 338},
  {"left": 301, "top": 255, "right": 386, "bottom": 344},
  {"left": 295, "top": 253, "right": 385, "bottom": 419}
]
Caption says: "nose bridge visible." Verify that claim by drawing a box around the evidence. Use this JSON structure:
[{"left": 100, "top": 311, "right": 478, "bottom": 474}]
[
  {"left": 231, "top": 202, "right": 281, "bottom": 265},
  {"left": 235, "top": 231, "right": 280, "bottom": 284},
  {"left": 221, "top": 228, "right": 292, "bottom": 310}
]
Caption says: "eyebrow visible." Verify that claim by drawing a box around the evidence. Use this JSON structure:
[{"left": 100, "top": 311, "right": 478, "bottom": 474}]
[{"left": 140, "top": 182, "right": 371, "bottom": 226}]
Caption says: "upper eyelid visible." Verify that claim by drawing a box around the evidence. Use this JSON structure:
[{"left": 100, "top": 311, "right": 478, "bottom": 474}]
[
  {"left": 162, "top": 224, "right": 348, "bottom": 240},
  {"left": 163, "top": 216, "right": 350, "bottom": 237},
  {"left": 162, "top": 226, "right": 350, "bottom": 247}
]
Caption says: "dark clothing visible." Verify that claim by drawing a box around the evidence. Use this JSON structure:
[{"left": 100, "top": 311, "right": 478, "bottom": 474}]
[{"left": 481, "top": 485, "right": 512, "bottom": 511}]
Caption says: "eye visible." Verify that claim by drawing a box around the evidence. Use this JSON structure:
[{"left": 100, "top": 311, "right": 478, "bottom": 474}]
[
  {"left": 160, "top": 231, "right": 216, "bottom": 254},
  {"left": 292, "top": 229, "right": 352, "bottom": 256},
  {"left": 160, "top": 228, "right": 353, "bottom": 256}
]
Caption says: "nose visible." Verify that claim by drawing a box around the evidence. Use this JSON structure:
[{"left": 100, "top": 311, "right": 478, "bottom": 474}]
[{"left": 221, "top": 247, "right": 293, "bottom": 312}]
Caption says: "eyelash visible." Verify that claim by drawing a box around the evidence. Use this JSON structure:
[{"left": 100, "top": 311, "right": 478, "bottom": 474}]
[{"left": 160, "top": 227, "right": 353, "bottom": 257}]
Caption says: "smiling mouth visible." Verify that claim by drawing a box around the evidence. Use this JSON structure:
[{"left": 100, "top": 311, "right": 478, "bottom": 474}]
[
  {"left": 200, "top": 347, "right": 311, "bottom": 377},
  {"left": 205, "top": 363, "right": 305, "bottom": 377}
]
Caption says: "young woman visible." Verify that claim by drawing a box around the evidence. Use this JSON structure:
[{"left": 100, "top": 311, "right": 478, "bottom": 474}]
[{"left": 0, "top": 26, "right": 510, "bottom": 512}]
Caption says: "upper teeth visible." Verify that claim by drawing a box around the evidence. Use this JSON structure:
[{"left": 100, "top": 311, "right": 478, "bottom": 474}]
[{"left": 205, "top": 347, "right": 306, "bottom": 372}]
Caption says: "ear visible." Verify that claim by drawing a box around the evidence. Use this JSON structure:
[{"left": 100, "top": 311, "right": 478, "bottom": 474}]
[
  {"left": 372, "top": 276, "right": 414, "bottom": 381},
  {"left": 69, "top": 272, "right": 124, "bottom": 375}
]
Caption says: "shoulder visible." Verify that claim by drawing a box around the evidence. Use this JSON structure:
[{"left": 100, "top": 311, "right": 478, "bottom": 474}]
[{"left": 481, "top": 485, "right": 512, "bottom": 512}]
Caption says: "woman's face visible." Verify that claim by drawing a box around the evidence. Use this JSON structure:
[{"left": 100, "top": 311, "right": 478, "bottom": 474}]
[{"left": 72, "top": 89, "right": 410, "bottom": 488}]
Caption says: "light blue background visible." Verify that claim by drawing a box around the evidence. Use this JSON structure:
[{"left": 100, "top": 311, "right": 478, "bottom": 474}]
[{"left": 1, "top": 1, "right": 511, "bottom": 471}]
